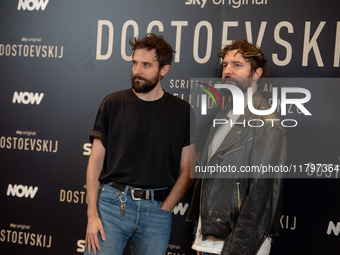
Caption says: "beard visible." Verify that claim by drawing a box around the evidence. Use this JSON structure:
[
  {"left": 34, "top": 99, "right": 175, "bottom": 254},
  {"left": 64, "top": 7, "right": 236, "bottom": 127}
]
[
  {"left": 222, "top": 75, "right": 253, "bottom": 92},
  {"left": 131, "top": 72, "right": 160, "bottom": 93}
]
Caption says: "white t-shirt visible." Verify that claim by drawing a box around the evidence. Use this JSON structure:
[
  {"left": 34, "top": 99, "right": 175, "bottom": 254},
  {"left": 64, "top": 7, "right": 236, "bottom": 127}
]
[
  {"left": 192, "top": 216, "right": 224, "bottom": 254},
  {"left": 192, "top": 111, "right": 238, "bottom": 254},
  {"left": 192, "top": 216, "right": 272, "bottom": 255}
]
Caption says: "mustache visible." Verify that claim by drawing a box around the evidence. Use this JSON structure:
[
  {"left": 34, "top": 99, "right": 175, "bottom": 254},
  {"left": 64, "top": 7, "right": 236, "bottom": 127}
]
[
  {"left": 131, "top": 74, "right": 146, "bottom": 81},
  {"left": 220, "top": 76, "right": 238, "bottom": 85}
]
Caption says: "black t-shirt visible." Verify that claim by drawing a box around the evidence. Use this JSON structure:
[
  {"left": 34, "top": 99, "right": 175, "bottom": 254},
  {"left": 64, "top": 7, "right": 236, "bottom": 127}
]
[{"left": 90, "top": 89, "right": 192, "bottom": 188}]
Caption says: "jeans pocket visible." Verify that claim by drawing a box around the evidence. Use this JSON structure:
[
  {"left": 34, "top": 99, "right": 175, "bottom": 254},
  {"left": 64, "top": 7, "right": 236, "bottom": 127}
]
[
  {"left": 98, "top": 185, "right": 121, "bottom": 204},
  {"left": 152, "top": 200, "right": 171, "bottom": 214}
]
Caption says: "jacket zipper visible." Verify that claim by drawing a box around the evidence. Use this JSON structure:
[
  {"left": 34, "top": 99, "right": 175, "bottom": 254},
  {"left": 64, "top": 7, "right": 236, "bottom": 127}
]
[
  {"left": 199, "top": 172, "right": 206, "bottom": 237},
  {"left": 236, "top": 182, "right": 241, "bottom": 212},
  {"left": 208, "top": 137, "right": 240, "bottom": 165},
  {"left": 218, "top": 137, "right": 254, "bottom": 159}
]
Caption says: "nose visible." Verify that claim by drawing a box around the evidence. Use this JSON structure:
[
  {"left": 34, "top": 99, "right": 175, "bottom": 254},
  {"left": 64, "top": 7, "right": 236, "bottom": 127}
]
[
  {"left": 223, "top": 65, "right": 232, "bottom": 78},
  {"left": 133, "top": 63, "right": 142, "bottom": 75}
]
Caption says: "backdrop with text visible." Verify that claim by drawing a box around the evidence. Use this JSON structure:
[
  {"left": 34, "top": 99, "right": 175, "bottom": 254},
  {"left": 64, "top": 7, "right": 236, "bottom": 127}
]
[{"left": 1, "top": 0, "right": 339, "bottom": 254}]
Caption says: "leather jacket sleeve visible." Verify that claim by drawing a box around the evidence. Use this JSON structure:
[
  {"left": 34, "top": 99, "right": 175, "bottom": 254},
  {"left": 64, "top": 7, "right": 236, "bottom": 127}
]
[{"left": 222, "top": 123, "right": 287, "bottom": 255}]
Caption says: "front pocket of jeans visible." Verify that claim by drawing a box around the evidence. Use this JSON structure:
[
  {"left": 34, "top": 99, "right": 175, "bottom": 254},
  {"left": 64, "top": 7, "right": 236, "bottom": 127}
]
[
  {"left": 98, "top": 185, "right": 121, "bottom": 203},
  {"left": 153, "top": 200, "right": 171, "bottom": 214}
]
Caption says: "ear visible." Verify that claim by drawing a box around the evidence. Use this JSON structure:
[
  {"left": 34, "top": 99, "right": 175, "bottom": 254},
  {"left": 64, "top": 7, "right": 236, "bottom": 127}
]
[
  {"left": 252, "top": 67, "right": 263, "bottom": 80},
  {"left": 160, "top": 64, "right": 171, "bottom": 77}
]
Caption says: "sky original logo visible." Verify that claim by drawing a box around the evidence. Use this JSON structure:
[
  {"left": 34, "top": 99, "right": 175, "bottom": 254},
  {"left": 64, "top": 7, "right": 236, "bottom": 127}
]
[
  {"left": 17, "top": 0, "right": 49, "bottom": 11},
  {"left": 185, "top": 0, "right": 268, "bottom": 9},
  {"left": 185, "top": 0, "right": 207, "bottom": 8},
  {"left": 6, "top": 184, "right": 38, "bottom": 199},
  {"left": 12, "top": 91, "right": 44, "bottom": 105}
]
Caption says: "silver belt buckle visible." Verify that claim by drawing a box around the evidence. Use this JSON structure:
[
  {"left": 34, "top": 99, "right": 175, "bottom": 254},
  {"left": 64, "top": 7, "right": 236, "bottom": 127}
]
[{"left": 131, "top": 188, "right": 142, "bottom": 201}]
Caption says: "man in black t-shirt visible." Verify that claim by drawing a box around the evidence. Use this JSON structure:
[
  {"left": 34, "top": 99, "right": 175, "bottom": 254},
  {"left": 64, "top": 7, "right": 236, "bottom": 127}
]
[{"left": 84, "top": 33, "right": 194, "bottom": 255}]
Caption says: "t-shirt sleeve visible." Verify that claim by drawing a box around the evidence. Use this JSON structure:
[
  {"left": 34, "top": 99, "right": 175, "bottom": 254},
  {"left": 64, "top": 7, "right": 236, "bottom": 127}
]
[{"left": 89, "top": 96, "right": 111, "bottom": 148}]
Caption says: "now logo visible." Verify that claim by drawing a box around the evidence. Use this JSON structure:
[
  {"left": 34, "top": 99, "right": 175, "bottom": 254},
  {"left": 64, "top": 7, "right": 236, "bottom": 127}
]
[
  {"left": 17, "top": 0, "right": 49, "bottom": 11},
  {"left": 7, "top": 184, "right": 39, "bottom": 199},
  {"left": 172, "top": 202, "right": 189, "bottom": 216},
  {"left": 12, "top": 91, "right": 44, "bottom": 105},
  {"left": 327, "top": 221, "right": 340, "bottom": 236}
]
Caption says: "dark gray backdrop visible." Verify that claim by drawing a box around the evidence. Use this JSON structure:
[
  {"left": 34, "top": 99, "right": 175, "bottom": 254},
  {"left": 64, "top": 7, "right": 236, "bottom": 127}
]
[{"left": 1, "top": 0, "right": 339, "bottom": 254}]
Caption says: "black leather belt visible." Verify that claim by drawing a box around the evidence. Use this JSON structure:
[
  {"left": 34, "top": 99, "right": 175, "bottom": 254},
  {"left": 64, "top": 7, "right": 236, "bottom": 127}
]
[{"left": 106, "top": 181, "right": 170, "bottom": 202}]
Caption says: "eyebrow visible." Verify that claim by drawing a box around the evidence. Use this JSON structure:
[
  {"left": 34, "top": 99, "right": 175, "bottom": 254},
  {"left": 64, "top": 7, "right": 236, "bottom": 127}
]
[
  {"left": 132, "top": 60, "right": 153, "bottom": 65},
  {"left": 222, "top": 60, "right": 243, "bottom": 65}
]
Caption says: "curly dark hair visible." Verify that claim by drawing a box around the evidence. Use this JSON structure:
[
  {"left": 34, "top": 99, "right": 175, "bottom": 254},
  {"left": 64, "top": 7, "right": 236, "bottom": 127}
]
[
  {"left": 130, "top": 33, "right": 175, "bottom": 69},
  {"left": 218, "top": 39, "right": 267, "bottom": 76}
]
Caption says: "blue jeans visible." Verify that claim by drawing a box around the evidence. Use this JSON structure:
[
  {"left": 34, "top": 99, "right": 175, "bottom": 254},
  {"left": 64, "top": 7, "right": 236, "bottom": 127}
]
[{"left": 85, "top": 184, "right": 172, "bottom": 255}]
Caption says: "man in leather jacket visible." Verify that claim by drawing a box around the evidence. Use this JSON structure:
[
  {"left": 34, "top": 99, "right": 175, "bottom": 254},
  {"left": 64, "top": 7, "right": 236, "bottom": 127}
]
[{"left": 187, "top": 40, "right": 287, "bottom": 255}]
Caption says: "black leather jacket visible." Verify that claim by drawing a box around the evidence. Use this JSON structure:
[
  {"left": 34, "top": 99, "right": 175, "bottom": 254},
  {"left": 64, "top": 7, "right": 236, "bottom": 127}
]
[{"left": 187, "top": 90, "right": 287, "bottom": 255}]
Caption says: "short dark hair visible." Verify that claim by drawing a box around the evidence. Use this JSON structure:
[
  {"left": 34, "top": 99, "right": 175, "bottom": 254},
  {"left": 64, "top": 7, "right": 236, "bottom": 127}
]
[
  {"left": 218, "top": 39, "right": 267, "bottom": 76},
  {"left": 130, "top": 33, "right": 175, "bottom": 69}
]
